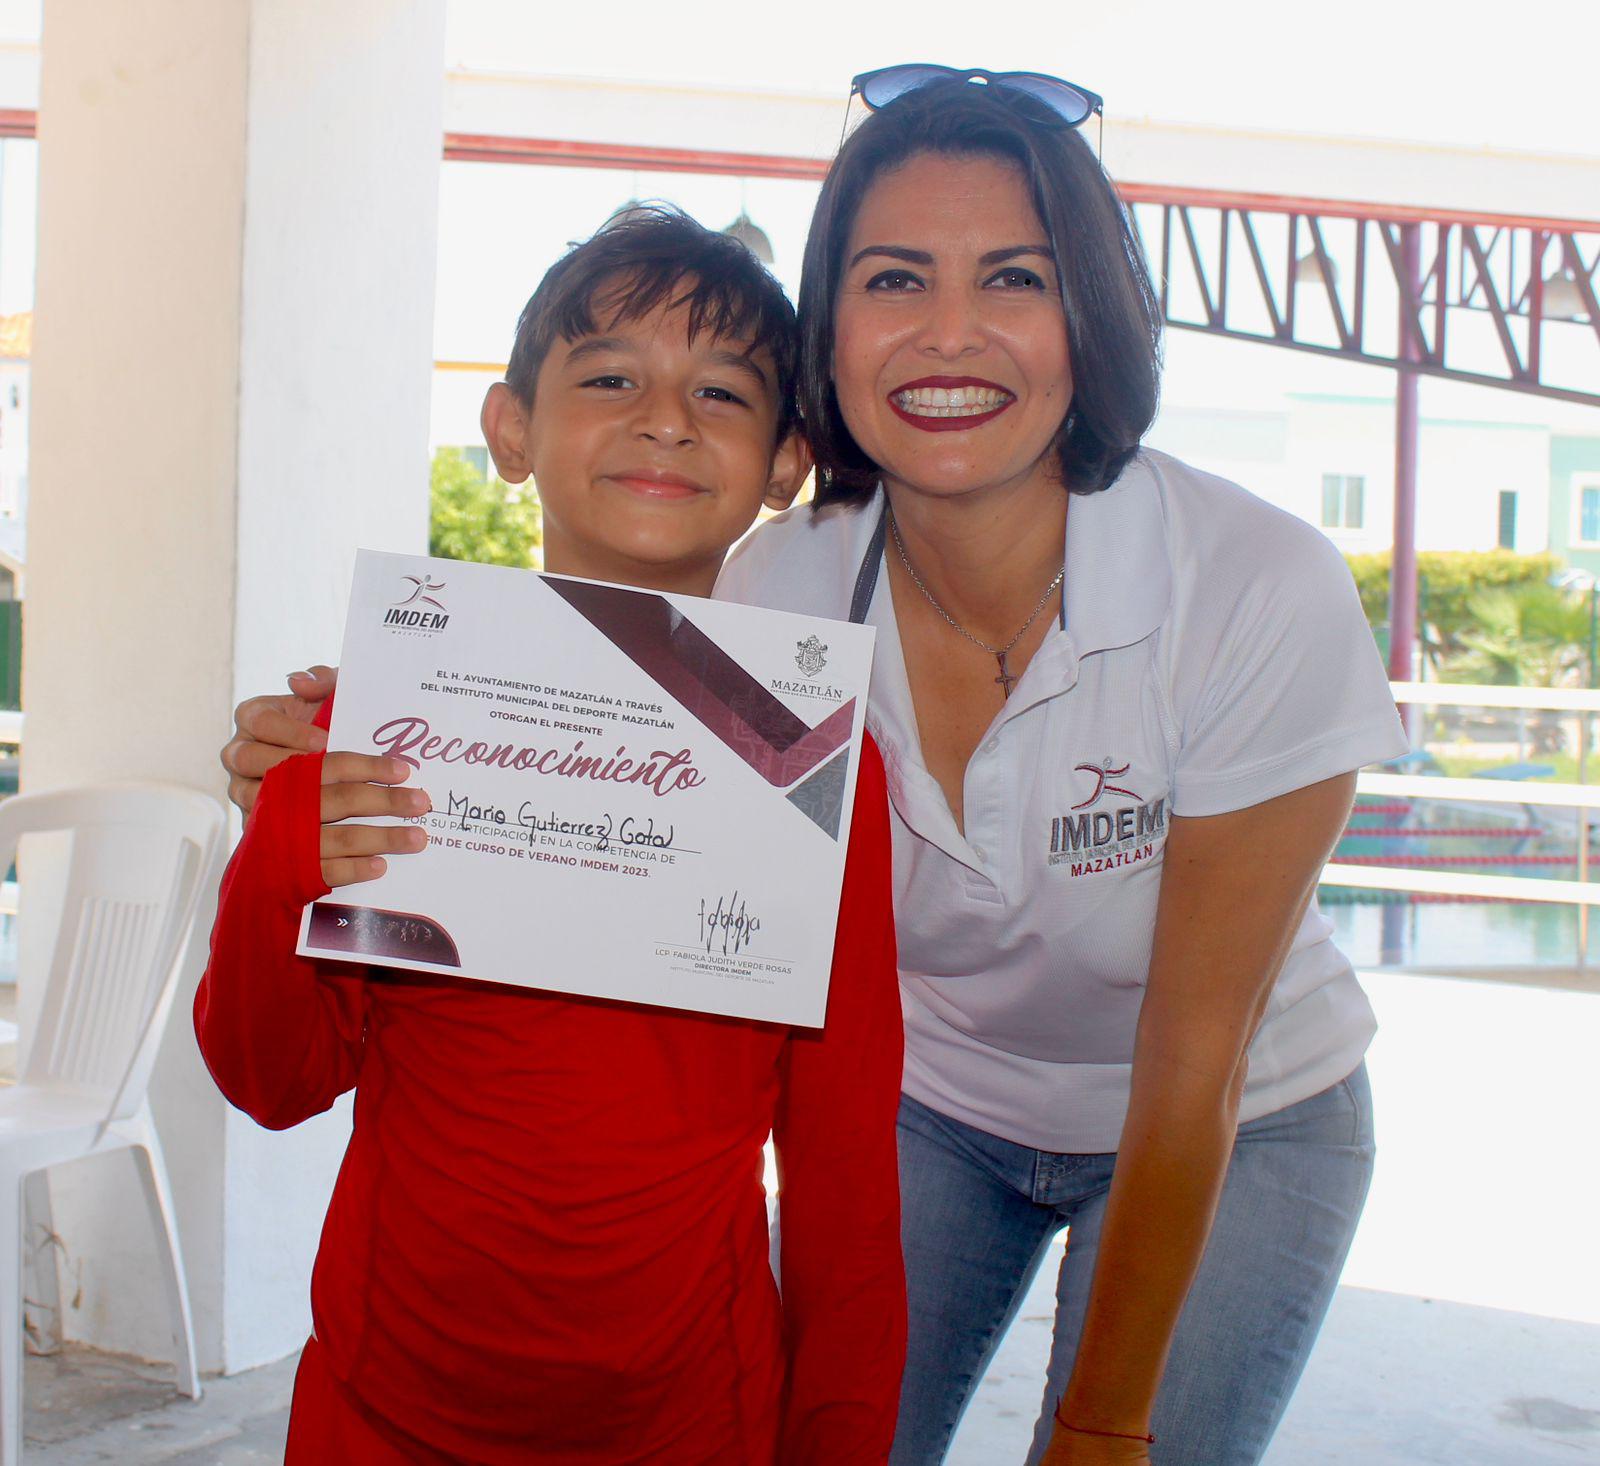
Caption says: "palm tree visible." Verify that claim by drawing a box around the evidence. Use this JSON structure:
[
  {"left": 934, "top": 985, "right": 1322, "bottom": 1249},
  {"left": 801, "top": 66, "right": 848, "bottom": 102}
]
[{"left": 1446, "top": 583, "right": 1592, "bottom": 757}]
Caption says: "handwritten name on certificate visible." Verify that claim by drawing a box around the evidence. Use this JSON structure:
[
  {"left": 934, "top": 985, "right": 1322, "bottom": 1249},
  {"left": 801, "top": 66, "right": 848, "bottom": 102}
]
[{"left": 295, "top": 550, "right": 876, "bottom": 1026}]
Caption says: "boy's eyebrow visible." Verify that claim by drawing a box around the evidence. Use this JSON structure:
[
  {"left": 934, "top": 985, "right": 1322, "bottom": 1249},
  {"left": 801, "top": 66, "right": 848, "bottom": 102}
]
[
  {"left": 563, "top": 336, "right": 769, "bottom": 393},
  {"left": 847, "top": 244, "right": 1055, "bottom": 269},
  {"left": 706, "top": 347, "right": 769, "bottom": 391},
  {"left": 562, "top": 336, "right": 630, "bottom": 369}
]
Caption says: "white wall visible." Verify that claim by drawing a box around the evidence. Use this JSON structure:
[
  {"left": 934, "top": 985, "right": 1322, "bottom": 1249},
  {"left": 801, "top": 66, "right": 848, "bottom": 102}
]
[
  {"left": 27, "top": 0, "right": 252, "bottom": 1371},
  {"left": 221, "top": 0, "right": 444, "bottom": 1373},
  {"left": 1142, "top": 405, "right": 1293, "bottom": 510},
  {"left": 1150, "top": 392, "right": 1565, "bottom": 561},
  {"left": 1279, "top": 398, "right": 1398, "bottom": 556},
  {"left": 1286, "top": 401, "right": 1551, "bottom": 559},
  {"left": 1415, "top": 420, "right": 1551, "bottom": 556},
  {"left": 26, "top": 0, "right": 442, "bottom": 1374}
]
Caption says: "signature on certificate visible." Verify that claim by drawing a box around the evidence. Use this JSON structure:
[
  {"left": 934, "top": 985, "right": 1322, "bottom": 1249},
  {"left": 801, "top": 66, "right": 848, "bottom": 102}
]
[{"left": 698, "top": 892, "right": 761, "bottom": 958}]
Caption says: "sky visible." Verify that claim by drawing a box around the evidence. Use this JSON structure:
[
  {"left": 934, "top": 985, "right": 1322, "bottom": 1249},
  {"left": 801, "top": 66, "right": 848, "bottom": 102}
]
[
  {"left": 0, "top": 0, "right": 1592, "bottom": 161},
  {"left": 0, "top": 0, "right": 1594, "bottom": 431},
  {"left": 443, "top": 0, "right": 1600, "bottom": 159},
  {"left": 433, "top": 0, "right": 1600, "bottom": 430},
  {"left": 1, "top": 0, "right": 1592, "bottom": 158}
]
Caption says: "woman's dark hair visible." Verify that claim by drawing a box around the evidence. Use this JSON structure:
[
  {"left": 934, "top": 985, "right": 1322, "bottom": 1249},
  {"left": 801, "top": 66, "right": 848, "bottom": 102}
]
[
  {"left": 506, "top": 203, "right": 799, "bottom": 440},
  {"left": 800, "top": 80, "right": 1162, "bottom": 501}
]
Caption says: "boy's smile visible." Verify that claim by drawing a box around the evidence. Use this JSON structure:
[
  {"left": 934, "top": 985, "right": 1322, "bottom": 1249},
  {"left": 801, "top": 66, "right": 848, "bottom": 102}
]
[
  {"left": 483, "top": 288, "right": 807, "bottom": 598},
  {"left": 604, "top": 467, "right": 708, "bottom": 500}
]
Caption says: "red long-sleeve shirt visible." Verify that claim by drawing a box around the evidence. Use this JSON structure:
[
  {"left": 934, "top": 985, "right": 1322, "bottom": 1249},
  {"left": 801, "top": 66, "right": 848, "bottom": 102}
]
[{"left": 195, "top": 727, "right": 905, "bottom": 1464}]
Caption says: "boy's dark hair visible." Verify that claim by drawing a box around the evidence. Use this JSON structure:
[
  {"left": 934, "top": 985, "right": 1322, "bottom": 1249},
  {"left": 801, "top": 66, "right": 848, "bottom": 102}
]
[
  {"left": 506, "top": 204, "right": 800, "bottom": 440},
  {"left": 799, "top": 80, "right": 1162, "bottom": 502}
]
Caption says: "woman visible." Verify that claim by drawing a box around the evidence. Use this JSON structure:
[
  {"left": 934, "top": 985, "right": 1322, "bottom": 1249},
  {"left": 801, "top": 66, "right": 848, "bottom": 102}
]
[{"left": 222, "top": 69, "right": 1406, "bottom": 1466}]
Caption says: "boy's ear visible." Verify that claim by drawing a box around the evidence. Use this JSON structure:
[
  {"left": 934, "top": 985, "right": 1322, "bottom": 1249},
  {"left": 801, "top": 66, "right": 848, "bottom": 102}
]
[
  {"left": 763, "top": 430, "right": 813, "bottom": 512},
  {"left": 481, "top": 382, "right": 534, "bottom": 485}
]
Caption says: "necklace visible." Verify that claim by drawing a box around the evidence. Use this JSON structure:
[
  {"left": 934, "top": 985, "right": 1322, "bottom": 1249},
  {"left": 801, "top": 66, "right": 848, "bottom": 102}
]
[{"left": 888, "top": 512, "right": 1065, "bottom": 698}]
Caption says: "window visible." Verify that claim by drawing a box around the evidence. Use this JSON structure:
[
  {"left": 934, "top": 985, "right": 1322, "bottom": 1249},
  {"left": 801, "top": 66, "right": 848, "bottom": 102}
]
[
  {"left": 1576, "top": 480, "right": 1600, "bottom": 546},
  {"left": 1321, "top": 473, "right": 1364, "bottom": 530},
  {"left": 1497, "top": 491, "right": 1518, "bottom": 550}
]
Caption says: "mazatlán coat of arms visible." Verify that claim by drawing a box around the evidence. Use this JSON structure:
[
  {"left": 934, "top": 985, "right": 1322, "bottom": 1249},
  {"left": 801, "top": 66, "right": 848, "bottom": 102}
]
[{"left": 794, "top": 634, "right": 829, "bottom": 678}]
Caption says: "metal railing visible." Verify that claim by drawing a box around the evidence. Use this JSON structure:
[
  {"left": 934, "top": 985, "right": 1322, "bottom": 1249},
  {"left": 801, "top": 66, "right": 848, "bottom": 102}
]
[
  {"left": 1326, "top": 682, "right": 1600, "bottom": 917},
  {"left": 0, "top": 691, "right": 1593, "bottom": 918},
  {"left": 0, "top": 709, "right": 18, "bottom": 919}
]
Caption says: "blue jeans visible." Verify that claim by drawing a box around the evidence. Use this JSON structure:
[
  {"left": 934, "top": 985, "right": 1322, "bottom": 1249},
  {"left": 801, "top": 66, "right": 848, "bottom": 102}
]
[{"left": 891, "top": 1064, "right": 1375, "bottom": 1466}]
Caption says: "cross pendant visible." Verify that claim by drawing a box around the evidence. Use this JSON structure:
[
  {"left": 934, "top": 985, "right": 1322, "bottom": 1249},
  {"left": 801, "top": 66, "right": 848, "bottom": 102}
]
[{"left": 994, "top": 654, "right": 1017, "bottom": 698}]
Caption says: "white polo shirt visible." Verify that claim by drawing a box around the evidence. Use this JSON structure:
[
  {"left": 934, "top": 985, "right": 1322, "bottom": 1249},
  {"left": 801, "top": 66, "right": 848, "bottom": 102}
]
[{"left": 716, "top": 448, "right": 1408, "bottom": 1153}]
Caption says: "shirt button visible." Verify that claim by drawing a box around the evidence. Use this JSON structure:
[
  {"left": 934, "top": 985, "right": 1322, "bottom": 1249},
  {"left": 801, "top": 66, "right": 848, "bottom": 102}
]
[
  {"left": 982, "top": 738, "right": 999, "bottom": 755},
  {"left": 972, "top": 845, "right": 988, "bottom": 862}
]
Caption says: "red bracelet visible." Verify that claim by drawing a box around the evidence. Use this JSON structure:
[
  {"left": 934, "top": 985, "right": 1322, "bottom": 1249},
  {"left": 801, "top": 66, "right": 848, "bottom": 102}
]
[{"left": 1053, "top": 1407, "right": 1157, "bottom": 1445}]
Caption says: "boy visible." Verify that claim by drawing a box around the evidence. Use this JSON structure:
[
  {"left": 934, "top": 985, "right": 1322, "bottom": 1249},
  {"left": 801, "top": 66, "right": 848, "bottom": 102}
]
[{"left": 195, "top": 207, "right": 905, "bottom": 1464}]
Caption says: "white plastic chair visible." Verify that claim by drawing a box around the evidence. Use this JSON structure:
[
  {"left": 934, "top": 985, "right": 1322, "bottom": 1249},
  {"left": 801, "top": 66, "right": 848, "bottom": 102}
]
[{"left": 0, "top": 783, "right": 224, "bottom": 1465}]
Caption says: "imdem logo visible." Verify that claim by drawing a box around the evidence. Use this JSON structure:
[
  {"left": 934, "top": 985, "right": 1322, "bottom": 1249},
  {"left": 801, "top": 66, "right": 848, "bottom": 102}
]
[
  {"left": 383, "top": 575, "right": 449, "bottom": 634},
  {"left": 1048, "top": 758, "right": 1167, "bottom": 875}
]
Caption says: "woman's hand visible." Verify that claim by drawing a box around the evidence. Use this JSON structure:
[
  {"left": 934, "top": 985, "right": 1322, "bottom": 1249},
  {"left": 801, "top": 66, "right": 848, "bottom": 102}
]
[
  {"left": 317, "top": 751, "right": 430, "bottom": 888},
  {"left": 222, "top": 665, "right": 339, "bottom": 815},
  {"left": 1052, "top": 772, "right": 1359, "bottom": 1435},
  {"left": 1039, "top": 1426, "right": 1152, "bottom": 1465}
]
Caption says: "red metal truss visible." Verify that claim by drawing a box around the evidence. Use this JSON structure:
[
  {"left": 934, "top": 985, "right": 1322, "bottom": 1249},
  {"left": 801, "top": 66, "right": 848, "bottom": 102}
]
[
  {"left": 441, "top": 132, "right": 830, "bottom": 182},
  {"left": 439, "top": 137, "right": 1599, "bottom": 408},
  {"left": 1128, "top": 187, "right": 1600, "bottom": 408},
  {"left": 3, "top": 110, "right": 1594, "bottom": 405}
]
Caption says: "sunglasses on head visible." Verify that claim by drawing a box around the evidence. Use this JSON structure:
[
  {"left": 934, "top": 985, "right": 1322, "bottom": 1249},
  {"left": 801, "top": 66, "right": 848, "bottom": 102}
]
[{"left": 849, "top": 64, "right": 1104, "bottom": 130}]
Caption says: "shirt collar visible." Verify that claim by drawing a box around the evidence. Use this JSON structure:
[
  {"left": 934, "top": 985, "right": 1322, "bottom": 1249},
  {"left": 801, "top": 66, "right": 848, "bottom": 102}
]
[
  {"left": 1062, "top": 451, "right": 1173, "bottom": 656},
  {"left": 848, "top": 460, "right": 1174, "bottom": 873},
  {"left": 847, "top": 451, "right": 1173, "bottom": 658}
]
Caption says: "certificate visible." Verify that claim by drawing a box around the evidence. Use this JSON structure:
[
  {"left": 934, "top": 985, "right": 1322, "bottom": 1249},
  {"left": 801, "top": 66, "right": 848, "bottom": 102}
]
[{"left": 296, "top": 550, "right": 876, "bottom": 1026}]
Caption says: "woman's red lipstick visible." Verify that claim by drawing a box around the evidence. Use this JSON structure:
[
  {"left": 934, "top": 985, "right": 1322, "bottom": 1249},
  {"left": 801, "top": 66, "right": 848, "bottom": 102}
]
[{"left": 887, "top": 375, "right": 1015, "bottom": 433}]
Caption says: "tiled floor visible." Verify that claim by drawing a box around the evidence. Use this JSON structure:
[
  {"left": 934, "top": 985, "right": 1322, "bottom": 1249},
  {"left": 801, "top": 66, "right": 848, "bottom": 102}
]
[
  {"left": 22, "top": 1346, "right": 293, "bottom": 1464},
  {"left": 946, "top": 1270, "right": 1600, "bottom": 1465},
  {"left": 23, "top": 1285, "right": 1600, "bottom": 1464},
  {"left": 17, "top": 969, "right": 1600, "bottom": 1463}
]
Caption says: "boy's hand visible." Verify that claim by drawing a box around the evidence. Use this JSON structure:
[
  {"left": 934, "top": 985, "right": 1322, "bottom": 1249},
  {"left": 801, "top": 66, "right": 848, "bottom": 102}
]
[
  {"left": 222, "top": 665, "right": 339, "bottom": 814},
  {"left": 219, "top": 664, "right": 428, "bottom": 886},
  {"left": 319, "top": 754, "right": 431, "bottom": 888}
]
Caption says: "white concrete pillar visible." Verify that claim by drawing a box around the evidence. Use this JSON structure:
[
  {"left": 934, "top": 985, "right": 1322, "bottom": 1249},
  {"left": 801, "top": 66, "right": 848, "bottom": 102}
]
[{"left": 25, "top": 0, "right": 443, "bottom": 1373}]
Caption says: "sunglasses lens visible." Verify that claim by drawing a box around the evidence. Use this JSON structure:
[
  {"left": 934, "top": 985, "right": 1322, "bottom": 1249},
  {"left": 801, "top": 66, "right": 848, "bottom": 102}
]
[
  {"left": 996, "top": 75, "right": 1095, "bottom": 126},
  {"left": 857, "top": 64, "right": 957, "bottom": 110}
]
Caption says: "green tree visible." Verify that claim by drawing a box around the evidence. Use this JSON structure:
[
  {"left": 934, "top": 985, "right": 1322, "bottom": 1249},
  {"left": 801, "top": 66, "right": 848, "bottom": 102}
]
[
  {"left": 1439, "top": 580, "right": 1592, "bottom": 757},
  {"left": 1344, "top": 548, "right": 1564, "bottom": 675},
  {"left": 1444, "top": 581, "right": 1591, "bottom": 689},
  {"left": 429, "top": 447, "right": 543, "bottom": 568}
]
